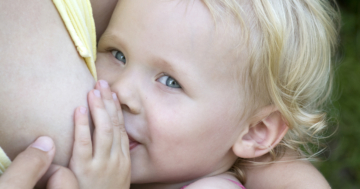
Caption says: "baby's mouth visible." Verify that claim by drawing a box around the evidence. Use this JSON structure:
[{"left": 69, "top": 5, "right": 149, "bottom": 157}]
[{"left": 128, "top": 135, "right": 139, "bottom": 151}]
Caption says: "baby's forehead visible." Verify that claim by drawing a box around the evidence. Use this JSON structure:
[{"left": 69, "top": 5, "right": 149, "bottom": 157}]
[
  {"left": 100, "top": 0, "right": 250, "bottom": 96},
  {"left": 108, "top": 0, "right": 247, "bottom": 62},
  {"left": 119, "top": 1, "right": 245, "bottom": 36}
]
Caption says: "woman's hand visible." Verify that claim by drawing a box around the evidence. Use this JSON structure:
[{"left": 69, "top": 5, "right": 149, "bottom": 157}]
[
  {"left": 0, "top": 136, "right": 78, "bottom": 189},
  {"left": 70, "top": 80, "right": 131, "bottom": 189}
]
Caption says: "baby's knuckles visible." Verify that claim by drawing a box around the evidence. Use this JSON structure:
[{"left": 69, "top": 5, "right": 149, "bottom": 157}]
[
  {"left": 69, "top": 158, "right": 91, "bottom": 177},
  {"left": 76, "top": 133, "right": 92, "bottom": 147},
  {"left": 113, "top": 155, "right": 131, "bottom": 175},
  {"left": 85, "top": 160, "right": 129, "bottom": 189},
  {"left": 109, "top": 115, "right": 122, "bottom": 128}
]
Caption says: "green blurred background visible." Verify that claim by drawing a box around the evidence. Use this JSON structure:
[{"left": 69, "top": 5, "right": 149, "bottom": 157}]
[{"left": 316, "top": 0, "right": 360, "bottom": 188}]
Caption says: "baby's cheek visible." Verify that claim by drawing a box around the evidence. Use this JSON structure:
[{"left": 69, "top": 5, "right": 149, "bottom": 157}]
[{"left": 95, "top": 53, "right": 123, "bottom": 83}]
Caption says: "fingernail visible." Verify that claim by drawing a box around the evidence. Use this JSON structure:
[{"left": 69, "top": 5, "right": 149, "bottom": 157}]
[
  {"left": 94, "top": 90, "right": 101, "bottom": 97},
  {"left": 31, "top": 136, "right": 54, "bottom": 152},
  {"left": 112, "top": 93, "right": 118, "bottom": 100},
  {"left": 99, "top": 80, "right": 108, "bottom": 88},
  {"left": 79, "top": 107, "right": 87, "bottom": 114}
]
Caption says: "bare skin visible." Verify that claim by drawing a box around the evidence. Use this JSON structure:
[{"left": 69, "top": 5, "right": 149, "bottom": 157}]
[
  {"left": 245, "top": 151, "right": 330, "bottom": 189},
  {"left": 0, "top": 0, "right": 117, "bottom": 167},
  {"left": 0, "top": 137, "right": 79, "bottom": 189},
  {"left": 90, "top": 0, "right": 118, "bottom": 40},
  {"left": 0, "top": 0, "right": 329, "bottom": 188},
  {"left": 0, "top": 0, "right": 92, "bottom": 166}
]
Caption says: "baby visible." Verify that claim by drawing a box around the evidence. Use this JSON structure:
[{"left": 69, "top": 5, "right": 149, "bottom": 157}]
[
  {"left": 0, "top": 0, "right": 339, "bottom": 188},
  {"left": 68, "top": 0, "right": 339, "bottom": 188}
]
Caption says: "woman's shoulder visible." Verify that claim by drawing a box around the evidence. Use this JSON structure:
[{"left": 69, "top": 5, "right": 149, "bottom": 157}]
[
  {"left": 245, "top": 152, "right": 330, "bottom": 189},
  {"left": 185, "top": 173, "right": 245, "bottom": 189}
]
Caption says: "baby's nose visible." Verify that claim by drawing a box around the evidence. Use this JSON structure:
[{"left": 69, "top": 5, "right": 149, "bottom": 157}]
[
  {"left": 112, "top": 74, "right": 141, "bottom": 115},
  {"left": 118, "top": 89, "right": 141, "bottom": 115}
]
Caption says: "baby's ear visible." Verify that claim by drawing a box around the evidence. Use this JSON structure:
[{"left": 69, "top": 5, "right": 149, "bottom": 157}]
[{"left": 232, "top": 106, "right": 289, "bottom": 158}]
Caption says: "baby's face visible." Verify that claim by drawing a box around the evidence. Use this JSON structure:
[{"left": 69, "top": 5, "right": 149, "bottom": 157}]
[{"left": 96, "top": 0, "right": 248, "bottom": 185}]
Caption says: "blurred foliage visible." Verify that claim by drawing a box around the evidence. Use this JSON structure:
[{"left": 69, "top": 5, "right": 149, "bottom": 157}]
[{"left": 315, "top": 0, "right": 360, "bottom": 188}]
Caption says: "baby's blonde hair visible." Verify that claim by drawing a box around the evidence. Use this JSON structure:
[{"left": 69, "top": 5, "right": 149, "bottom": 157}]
[{"left": 202, "top": 0, "right": 340, "bottom": 183}]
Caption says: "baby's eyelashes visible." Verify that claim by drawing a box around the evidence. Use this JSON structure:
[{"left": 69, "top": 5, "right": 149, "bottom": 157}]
[
  {"left": 157, "top": 75, "right": 181, "bottom": 88},
  {"left": 112, "top": 50, "right": 126, "bottom": 64}
]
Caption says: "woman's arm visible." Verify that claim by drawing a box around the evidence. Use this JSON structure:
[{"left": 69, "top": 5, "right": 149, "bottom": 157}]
[{"left": 0, "top": 136, "right": 79, "bottom": 189}]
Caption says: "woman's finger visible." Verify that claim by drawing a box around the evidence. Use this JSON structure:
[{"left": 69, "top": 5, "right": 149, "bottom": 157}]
[{"left": 0, "top": 137, "right": 55, "bottom": 189}]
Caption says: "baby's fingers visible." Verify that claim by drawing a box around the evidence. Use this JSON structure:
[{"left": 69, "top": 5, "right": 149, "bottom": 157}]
[
  {"left": 72, "top": 107, "right": 92, "bottom": 163},
  {"left": 96, "top": 81, "right": 125, "bottom": 156},
  {"left": 89, "top": 89, "right": 114, "bottom": 159},
  {"left": 112, "top": 92, "right": 130, "bottom": 158},
  {"left": 97, "top": 81, "right": 122, "bottom": 135}
]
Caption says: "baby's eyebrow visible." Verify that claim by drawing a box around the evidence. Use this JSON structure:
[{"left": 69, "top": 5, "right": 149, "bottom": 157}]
[
  {"left": 99, "top": 31, "right": 127, "bottom": 50},
  {"left": 153, "top": 57, "right": 176, "bottom": 74}
]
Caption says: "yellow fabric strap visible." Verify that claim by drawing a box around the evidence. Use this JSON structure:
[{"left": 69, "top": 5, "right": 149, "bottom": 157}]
[
  {"left": 0, "top": 147, "right": 11, "bottom": 176},
  {"left": 53, "top": 0, "right": 97, "bottom": 80}
]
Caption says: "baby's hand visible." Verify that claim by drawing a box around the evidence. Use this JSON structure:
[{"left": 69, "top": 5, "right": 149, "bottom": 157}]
[{"left": 70, "top": 80, "right": 131, "bottom": 189}]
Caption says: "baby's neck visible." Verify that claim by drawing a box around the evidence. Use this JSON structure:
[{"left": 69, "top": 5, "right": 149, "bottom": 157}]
[
  {"left": 130, "top": 179, "right": 194, "bottom": 189},
  {"left": 130, "top": 173, "right": 238, "bottom": 189}
]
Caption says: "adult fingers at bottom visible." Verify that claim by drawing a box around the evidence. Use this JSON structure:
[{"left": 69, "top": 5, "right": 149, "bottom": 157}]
[{"left": 0, "top": 136, "right": 55, "bottom": 189}]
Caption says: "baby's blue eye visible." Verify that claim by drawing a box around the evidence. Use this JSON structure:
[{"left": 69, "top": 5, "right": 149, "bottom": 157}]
[
  {"left": 111, "top": 50, "right": 126, "bottom": 64},
  {"left": 158, "top": 75, "right": 181, "bottom": 88}
]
